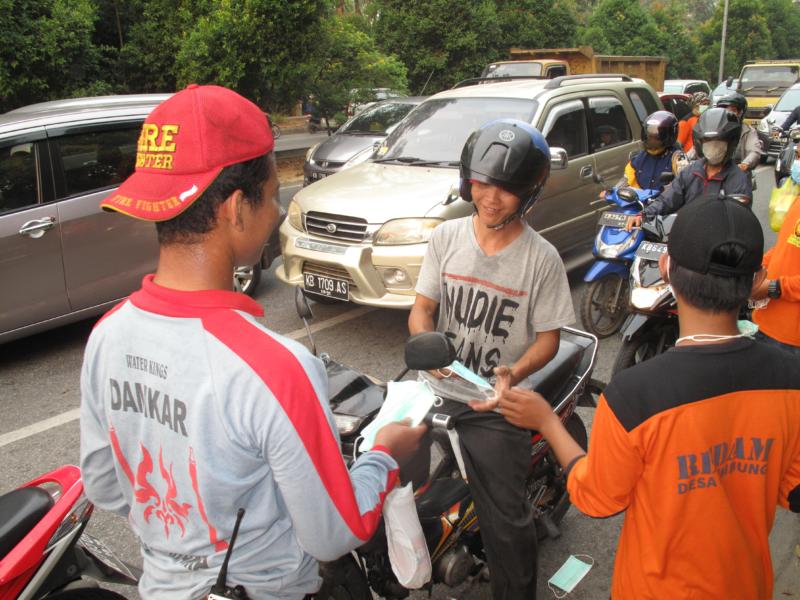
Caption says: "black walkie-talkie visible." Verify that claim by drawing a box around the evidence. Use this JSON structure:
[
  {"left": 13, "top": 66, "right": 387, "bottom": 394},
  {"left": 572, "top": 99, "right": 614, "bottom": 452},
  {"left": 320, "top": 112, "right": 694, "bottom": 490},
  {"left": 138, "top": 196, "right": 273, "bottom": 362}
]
[{"left": 208, "top": 508, "right": 250, "bottom": 600}]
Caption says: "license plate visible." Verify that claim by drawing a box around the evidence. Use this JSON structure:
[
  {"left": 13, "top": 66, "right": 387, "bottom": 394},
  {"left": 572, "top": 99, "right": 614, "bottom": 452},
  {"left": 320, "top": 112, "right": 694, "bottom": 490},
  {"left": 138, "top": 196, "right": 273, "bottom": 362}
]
[
  {"left": 635, "top": 241, "right": 667, "bottom": 261},
  {"left": 303, "top": 273, "right": 349, "bottom": 300},
  {"left": 598, "top": 211, "right": 629, "bottom": 228},
  {"left": 311, "top": 171, "right": 327, "bottom": 180}
]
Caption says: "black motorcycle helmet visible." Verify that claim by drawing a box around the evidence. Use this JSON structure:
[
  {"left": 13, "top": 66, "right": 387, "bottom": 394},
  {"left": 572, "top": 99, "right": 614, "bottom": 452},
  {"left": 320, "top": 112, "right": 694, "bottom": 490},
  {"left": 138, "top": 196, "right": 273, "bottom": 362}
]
[
  {"left": 641, "top": 110, "right": 678, "bottom": 150},
  {"left": 716, "top": 92, "right": 748, "bottom": 122},
  {"left": 692, "top": 107, "right": 742, "bottom": 164},
  {"left": 460, "top": 119, "right": 550, "bottom": 223}
]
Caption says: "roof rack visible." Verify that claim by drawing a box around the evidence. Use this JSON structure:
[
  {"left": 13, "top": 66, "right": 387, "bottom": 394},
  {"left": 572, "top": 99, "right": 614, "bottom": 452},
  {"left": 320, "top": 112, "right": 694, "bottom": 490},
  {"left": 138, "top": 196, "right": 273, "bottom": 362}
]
[
  {"left": 543, "top": 74, "right": 633, "bottom": 89},
  {"left": 451, "top": 76, "right": 547, "bottom": 89}
]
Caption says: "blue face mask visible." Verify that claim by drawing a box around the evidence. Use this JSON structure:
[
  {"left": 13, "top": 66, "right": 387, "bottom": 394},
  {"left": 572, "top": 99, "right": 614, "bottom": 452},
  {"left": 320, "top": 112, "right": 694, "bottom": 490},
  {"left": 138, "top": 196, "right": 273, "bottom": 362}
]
[{"left": 791, "top": 160, "right": 800, "bottom": 184}]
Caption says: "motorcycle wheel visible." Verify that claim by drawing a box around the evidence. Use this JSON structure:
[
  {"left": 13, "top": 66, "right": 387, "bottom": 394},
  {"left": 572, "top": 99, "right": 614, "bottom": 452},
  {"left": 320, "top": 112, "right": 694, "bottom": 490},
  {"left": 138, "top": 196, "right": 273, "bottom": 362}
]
[
  {"left": 612, "top": 322, "right": 678, "bottom": 375},
  {"left": 317, "top": 556, "right": 372, "bottom": 600},
  {"left": 46, "top": 588, "right": 129, "bottom": 599},
  {"left": 233, "top": 264, "right": 262, "bottom": 297},
  {"left": 579, "top": 274, "right": 630, "bottom": 338}
]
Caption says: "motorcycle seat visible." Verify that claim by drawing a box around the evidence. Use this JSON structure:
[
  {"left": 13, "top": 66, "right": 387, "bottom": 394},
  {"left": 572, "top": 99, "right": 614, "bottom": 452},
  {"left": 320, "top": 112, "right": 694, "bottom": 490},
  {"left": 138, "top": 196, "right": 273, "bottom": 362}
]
[
  {"left": 0, "top": 487, "right": 54, "bottom": 559},
  {"left": 528, "top": 339, "right": 583, "bottom": 406},
  {"left": 416, "top": 478, "right": 470, "bottom": 519}
]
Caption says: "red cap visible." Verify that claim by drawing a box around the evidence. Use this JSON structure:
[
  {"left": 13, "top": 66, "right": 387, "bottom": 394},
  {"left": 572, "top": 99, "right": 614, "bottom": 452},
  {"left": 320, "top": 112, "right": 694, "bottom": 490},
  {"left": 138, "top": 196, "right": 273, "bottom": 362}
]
[{"left": 101, "top": 84, "right": 274, "bottom": 221}]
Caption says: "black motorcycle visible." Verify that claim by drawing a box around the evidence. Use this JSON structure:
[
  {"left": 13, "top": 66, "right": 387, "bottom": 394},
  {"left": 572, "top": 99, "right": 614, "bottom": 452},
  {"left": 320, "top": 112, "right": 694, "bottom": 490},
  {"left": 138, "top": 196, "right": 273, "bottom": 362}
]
[
  {"left": 774, "top": 126, "right": 800, "bottom": 187},
  {"left": 293, "top": 290, "right": 601, "bottom": 599}
]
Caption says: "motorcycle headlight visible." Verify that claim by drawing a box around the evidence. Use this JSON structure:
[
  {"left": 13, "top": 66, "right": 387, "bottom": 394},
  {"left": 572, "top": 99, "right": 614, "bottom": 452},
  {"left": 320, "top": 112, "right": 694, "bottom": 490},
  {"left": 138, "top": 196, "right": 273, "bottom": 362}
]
[
  {"left": 287, "top": 200, "right": 303, "bottom": 231},
  {"left": 596, "top": 231, "right": 639, "bottom": 259},
  {"left": 305, "top": 143, "right": 320, "bottom": 164},
  {"left": 374, "top": 218, "right": 444, "bottom": 246},
  {"left": 334, "top": 414, "right": 365, "bottom": 436},
  {"left": 631, "top": 283, "right": 671, "bottom": 311}
]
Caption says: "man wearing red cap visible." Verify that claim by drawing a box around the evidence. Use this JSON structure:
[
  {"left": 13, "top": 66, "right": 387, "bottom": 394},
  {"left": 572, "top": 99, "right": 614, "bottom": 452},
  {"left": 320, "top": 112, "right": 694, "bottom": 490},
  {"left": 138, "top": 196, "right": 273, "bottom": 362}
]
[{"left": 79, "top": 85, "right": 425, "bottom": 599}]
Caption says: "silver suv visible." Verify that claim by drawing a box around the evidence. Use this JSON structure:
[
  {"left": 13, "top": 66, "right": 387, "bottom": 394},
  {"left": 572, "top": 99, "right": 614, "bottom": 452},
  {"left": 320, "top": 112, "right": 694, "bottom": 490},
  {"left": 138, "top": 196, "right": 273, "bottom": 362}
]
[
  {"left": 0, "top": 95, "right": 282, "bottom": 343},
  {"left": 278, "top": 75, "right": 661, "bottom": 308}
]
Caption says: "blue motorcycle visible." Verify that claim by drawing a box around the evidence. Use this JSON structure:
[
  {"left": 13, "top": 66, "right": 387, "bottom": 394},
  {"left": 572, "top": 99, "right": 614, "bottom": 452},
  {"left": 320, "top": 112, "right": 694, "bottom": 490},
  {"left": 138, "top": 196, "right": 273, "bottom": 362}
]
[{"left": 579, "top": 187, "right": 660, "bottom": 338}]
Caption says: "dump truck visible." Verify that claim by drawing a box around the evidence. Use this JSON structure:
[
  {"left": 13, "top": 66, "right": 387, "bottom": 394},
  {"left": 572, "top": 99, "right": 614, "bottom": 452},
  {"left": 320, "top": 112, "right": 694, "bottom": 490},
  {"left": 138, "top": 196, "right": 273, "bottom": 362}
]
[
  {"left": 481, "top": 46, "right": 668, "bottom": 91},
  {"left": 733, "top": 60, "right": 800, "bottom": 126}
]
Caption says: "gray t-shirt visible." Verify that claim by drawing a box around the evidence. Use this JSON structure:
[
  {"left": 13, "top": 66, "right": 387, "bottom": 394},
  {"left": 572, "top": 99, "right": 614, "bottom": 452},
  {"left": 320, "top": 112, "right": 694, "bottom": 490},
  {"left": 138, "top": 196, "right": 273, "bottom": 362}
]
[{"left": 416, "top": 216, "right": 575, "bottom": 403}]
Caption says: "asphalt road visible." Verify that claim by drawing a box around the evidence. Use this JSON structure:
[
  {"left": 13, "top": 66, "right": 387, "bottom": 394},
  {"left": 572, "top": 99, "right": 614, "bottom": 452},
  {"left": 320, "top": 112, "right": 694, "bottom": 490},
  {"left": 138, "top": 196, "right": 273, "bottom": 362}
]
[{"left": 0, "top": 166, "right": 797, "bottom": 599}]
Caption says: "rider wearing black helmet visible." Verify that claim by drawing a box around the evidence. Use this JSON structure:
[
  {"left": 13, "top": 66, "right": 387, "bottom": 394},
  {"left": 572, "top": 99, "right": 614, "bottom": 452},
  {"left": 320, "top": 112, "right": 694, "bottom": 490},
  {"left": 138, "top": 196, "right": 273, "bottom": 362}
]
[
  {"left": 628, "top": 107, "right": 752, "bottom": 227},
  {"left": 616, "top": 110, "right": 682, "bottom": 192},
  {"left": 714, "top": 92, "right": 763, "bottom": 173},
  {"left": 410, "top": 119, "right": 575, "bottom": 599}
]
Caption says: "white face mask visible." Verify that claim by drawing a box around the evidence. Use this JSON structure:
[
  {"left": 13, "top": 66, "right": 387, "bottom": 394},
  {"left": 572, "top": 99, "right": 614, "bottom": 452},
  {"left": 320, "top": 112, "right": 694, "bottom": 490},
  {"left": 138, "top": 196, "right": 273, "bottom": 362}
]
[{"left": 703, "top": 140, "right": 728, "bottom": 165}]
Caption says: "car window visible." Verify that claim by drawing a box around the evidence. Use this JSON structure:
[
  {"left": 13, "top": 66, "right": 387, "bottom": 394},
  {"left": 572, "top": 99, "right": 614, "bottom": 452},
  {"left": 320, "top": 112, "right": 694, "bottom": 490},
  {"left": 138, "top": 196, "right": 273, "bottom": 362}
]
[
  {"left": 588, "top": 96, "right": 631, "bottom": 151},
  {"left": 776, "top": 88, "right": 800, "bottom": 112},
  {"left": 542, "top": 100, "right": 588, "bottom": 158},
  {"left": 484, "top": 62, "right": 542, "bottom": 78},
  {"left": 627, "top": 89, "right": 659, "bottom": 123},
  {"left": 663, "top": 83, "right": 683, "bottom": 93},
  {"left": 54, "top": 126, "right": 139, "bottom": 198},
  {"left": 0, "top": 142, "right": 39, "bottom": 213},
  {"left": 547, "top": 65, "right": 567, "bottom": 78},
  {"left": 340, "top": 102, "right": 417, "bottom": 135}
]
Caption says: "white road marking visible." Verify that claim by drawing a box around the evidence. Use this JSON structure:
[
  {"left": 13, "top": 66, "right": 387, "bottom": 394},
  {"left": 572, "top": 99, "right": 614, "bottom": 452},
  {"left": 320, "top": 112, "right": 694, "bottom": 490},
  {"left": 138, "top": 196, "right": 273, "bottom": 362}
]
[
  {"left": 0, "top": 408, "right": 80, "bottom": 449},
  {"left": 0, "top": 307, "right": 374, "bottom": 448}
]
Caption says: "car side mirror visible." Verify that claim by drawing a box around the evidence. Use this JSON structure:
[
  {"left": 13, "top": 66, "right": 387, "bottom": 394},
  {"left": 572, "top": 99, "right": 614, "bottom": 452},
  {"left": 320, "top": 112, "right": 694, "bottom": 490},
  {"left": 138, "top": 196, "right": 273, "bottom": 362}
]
[
  {"left": 404, "top": 332, "right": 456, "bottom": 371},
  {"left": 659, "top": 171, "right": 675, "bottom": 185},
  {"left": 764, "top": 104, "right": 773, "bottom": 116},
  {"left": 443, "top": 181, "right": 461, "bottom": 205},
  {"left": 294, "top": 287, "right": 314, "bottom": 320},
  {"left": 550, "top": 147, "right": 568, "bottom": 170},
  {"left": 726, "top": 76, "right": 734, "bottom": 88}
]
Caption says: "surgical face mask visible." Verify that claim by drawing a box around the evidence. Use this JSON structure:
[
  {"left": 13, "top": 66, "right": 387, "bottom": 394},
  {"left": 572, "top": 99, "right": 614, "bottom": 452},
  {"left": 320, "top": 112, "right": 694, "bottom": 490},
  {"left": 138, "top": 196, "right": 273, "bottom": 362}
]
[
  {"left": 703, "top": 140, "right": 728, "bottom": 165},
  {"left": 791, "top": 159, "right": 800, "bottom": 184},
  {"left": 698, "top": 104, "right": 709, "bottom": 115}
]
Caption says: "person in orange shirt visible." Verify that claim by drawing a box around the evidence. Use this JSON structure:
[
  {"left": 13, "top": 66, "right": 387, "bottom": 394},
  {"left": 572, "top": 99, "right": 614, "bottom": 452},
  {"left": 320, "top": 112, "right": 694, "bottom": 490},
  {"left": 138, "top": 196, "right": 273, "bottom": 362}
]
[
  {"left": 677, "top": 92, "right": 709, "bottom": 153},
  {"left": 750, "top": 145, "right": 800, "bottom": 354},
  {"left": 494, "top": 197, "right": 800, "bottom": 599}
]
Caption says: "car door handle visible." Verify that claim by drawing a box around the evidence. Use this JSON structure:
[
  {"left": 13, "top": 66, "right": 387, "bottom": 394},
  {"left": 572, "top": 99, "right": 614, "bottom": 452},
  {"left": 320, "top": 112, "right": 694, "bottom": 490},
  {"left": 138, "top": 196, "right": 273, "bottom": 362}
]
[
  {"left": 18, "top": 217, "right": 56, "bottom": 239},
  {"left": 580, "top": 165, "right": 594, "bottom": 178}
]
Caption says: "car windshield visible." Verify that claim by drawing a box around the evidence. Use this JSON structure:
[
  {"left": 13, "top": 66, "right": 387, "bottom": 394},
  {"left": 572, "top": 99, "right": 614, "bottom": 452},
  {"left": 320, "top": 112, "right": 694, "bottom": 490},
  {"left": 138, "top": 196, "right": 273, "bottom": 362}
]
[
  {"left": 776, "top": 89, "right": 800, "bottom": 112},
  {"left": 339, "top": 101, "right": 417, "bottom": 135},
  {"left": 662, "top": 83, "right": 685, "bottom": 93},
  {"left": 378, "top": 97, "right": 538, "bottom": 165},
  {"left": 712, "top": 82, "right": 729, "bottom": 96},
  {"left": 740, "top": 66, "right": 799, "bottom": 91},
  {"left": 484, "top": 62, "right": 542, "bottom": 78}
]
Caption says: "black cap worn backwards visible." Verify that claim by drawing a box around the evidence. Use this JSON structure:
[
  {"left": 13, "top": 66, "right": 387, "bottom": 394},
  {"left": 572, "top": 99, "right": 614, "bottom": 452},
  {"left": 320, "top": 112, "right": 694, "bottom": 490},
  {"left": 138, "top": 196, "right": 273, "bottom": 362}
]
[{"left": 667, "top": 196, "right": 764, "bottom": 276}]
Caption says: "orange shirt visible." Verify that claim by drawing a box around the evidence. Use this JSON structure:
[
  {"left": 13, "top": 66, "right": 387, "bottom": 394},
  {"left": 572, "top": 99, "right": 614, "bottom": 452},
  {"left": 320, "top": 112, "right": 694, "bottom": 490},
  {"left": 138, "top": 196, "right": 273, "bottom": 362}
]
[
  {"left": 677, "top": 115, "right": 697, "bottom": 153},
  {"left": 753, "top": 195, "right": 800, "bottom": 346},
  {"left": 567, "top": 339, "right": 800, "bottom": 599}
]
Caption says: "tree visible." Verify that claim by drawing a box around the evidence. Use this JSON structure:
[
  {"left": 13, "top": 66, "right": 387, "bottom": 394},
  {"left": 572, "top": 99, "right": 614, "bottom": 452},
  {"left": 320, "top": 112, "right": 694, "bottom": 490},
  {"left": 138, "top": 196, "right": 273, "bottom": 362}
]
[
  {"left": 0, "top": 0, "right": 105, "bottom": 112},
  {"left": 697, "top": 0, "right": 772, "bottom": 84},
  {"left": 576, "top": 0, "right": 663, "bottom": 56},
  {"left": 763, "top": 0, "right": 800, "bottom": 60},
  {"left": 372, "top": 0, "right": 502, "bottom": 94},
  {"left": 496, "top": 0, "right": 579, "bottom": 50},
  {"left": 650, "top": 0, "right": 701, "bottom": 79}
]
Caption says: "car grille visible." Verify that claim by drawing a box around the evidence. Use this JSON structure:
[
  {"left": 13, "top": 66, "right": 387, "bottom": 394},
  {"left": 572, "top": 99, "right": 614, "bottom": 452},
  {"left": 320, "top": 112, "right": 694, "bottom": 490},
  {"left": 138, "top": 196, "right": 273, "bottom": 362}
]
[
  {"left": 302, "top": 261, "right": 357, "bottom": 287},
  {"left": 304, "top": 211, "right": 367, "bottom": 242},
  {"left": 768, "top": 139, "right": 786, "bottom": 155}
]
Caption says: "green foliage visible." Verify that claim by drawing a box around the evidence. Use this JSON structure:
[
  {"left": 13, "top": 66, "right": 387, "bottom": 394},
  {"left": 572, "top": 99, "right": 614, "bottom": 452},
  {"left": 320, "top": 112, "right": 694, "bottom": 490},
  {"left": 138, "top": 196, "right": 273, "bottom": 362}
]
[
  {"left": 496, "top": 0, "right": 578, "bottom": 50},
  {"left": 372, "top": 0, "right": 502, "bottom": 94},
  {"left": 650, "top": 0, "right": 700, "bottom": 79},
  {"left": 0, "top": 0, "right": 104, "bottom": 112},
  {"left": 697, "top": 0, "right": 772, "bottom": 84},
  {"left": 576, "top": 0, "right": 662, "bottom": 55},
  {"left": 763, "top": 0, "right": 800, "bottom": 60}
]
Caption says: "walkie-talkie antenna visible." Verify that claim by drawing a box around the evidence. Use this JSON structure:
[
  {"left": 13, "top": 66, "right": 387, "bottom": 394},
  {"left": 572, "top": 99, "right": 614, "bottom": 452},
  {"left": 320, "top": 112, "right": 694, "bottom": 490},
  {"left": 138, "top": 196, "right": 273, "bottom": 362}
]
[{"left": 210, "top": 508, "right": 245, "bottom": 596}]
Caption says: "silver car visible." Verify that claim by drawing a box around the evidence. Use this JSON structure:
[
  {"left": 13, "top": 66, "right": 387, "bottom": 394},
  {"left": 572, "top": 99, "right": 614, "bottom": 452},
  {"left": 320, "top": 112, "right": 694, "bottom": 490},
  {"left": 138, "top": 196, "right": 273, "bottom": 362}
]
[
  {"left": 0, "top": 95, "right": 282, "bottom": 343},
  {"left": 304, "top": 97, "right": 425, "bottom": 185}
]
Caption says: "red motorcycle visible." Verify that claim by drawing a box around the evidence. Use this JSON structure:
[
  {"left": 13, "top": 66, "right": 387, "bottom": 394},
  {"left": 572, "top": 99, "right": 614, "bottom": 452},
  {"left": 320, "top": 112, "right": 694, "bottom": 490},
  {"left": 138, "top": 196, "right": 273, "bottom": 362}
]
[{"left": 0, "top": 465, "right": 139, "bottom": 599}]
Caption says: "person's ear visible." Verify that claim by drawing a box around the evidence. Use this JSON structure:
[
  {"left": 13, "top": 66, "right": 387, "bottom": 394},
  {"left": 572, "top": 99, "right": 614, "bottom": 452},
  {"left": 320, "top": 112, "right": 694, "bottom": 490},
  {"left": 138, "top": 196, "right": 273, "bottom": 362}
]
[
  {"left": 659, "top": 252, "right": 670, "bottom": 283},
  {"left": 220, "top": 189, "right": 246, "bottom": 232}
]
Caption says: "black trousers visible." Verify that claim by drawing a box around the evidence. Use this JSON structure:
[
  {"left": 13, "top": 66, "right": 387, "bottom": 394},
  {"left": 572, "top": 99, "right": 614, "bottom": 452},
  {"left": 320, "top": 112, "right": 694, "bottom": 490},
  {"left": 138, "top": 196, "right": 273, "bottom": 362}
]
[{"left": 438, "top": 399, "right": 538, "bottom": 600}]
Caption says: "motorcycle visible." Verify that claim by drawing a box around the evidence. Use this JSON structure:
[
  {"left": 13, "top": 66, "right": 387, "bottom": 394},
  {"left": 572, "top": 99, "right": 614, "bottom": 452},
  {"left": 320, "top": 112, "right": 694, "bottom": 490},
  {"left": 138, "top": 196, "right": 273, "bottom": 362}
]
[
  {"left": 774, "top": 126, "right": 800, "bottom": 187},
  {"left": 0, "top": 465, "right": 140, "bottom": 600},
  {"left": 293, "top": 290, "right": 602, "bottom": 599},
  {"left": 580, "top": 186, "right": 660, "bottom": 338}
]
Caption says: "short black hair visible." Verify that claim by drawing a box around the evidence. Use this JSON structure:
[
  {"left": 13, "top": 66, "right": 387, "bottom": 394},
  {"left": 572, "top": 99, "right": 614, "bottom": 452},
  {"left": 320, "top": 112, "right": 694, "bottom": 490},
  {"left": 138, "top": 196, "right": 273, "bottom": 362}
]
[
  {"left": 156, "top": 152, "right": 271, "bottom": 245},
  {"left": 669, "top": 242, "right": 754, "bottom": 312}
]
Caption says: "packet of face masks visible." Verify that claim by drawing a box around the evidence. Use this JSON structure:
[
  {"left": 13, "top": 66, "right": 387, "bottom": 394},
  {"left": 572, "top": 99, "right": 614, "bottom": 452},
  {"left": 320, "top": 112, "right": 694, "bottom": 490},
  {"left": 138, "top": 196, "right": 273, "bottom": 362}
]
[
  {"left": 357, "top": 380, "right": 436, "bottom": 454},
  {"left": 442, "top": 360, "right": 496, "bottom": 399}
]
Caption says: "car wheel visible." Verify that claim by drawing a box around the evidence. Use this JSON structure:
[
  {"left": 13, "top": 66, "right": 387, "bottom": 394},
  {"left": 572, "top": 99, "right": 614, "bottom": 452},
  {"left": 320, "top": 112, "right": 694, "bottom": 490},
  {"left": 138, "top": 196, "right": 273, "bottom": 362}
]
[{"left": 234, "top": 264, "right": 262, "bottom": 296}]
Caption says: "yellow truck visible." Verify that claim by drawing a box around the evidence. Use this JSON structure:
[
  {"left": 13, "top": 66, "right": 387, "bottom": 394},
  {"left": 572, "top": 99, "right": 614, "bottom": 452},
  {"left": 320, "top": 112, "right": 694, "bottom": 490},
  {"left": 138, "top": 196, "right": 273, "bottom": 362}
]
[
  {"left": 481, "top": 46, "right": 668, "bottom": 91},
  {"left": 734, "top": 60, "right": 800, "bottom": 125}
]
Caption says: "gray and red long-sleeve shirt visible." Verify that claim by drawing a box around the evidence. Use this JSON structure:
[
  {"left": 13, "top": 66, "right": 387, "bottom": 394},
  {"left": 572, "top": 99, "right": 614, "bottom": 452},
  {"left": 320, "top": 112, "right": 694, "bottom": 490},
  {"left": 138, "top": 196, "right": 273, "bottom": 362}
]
[{"left": 80, "top": 275, "right": 398, "bottom": 600}]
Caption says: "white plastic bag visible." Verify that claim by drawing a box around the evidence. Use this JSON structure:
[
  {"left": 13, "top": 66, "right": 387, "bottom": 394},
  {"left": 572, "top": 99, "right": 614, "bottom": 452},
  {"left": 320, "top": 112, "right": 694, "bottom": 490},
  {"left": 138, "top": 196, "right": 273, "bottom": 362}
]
[{"left": 383, "top": 483, "right": 431, "bottom": 589}]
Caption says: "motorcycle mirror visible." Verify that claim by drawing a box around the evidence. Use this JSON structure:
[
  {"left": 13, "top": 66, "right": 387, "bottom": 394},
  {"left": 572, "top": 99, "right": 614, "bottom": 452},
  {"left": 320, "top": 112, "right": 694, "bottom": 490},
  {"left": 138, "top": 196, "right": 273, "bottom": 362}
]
[
  {"left": 726, "top": 76, "right": 734, "bottom": 88},
  {"left": 443, "top": 181, "right": 461, "bottom": 205},
  {"left": 404, "top": 332, "right": 456, "bottom": 371},
  {"left": 659, "top": 171, "right": 675, "bottom": 185},
  {"left": 549, "top": 147, "right": 568, "bottom": 170},
  {"left": 617, "top": 187, "right": 638, "bottom": 203},
  {"left": 592, "top": 172, "right": 605, "bottom": 185},
  {"left": 294, "top": 287, "right": 314, "bottom": 320},
  {"left": 764, "top": 105, "right": 773, "bottom": 116}
]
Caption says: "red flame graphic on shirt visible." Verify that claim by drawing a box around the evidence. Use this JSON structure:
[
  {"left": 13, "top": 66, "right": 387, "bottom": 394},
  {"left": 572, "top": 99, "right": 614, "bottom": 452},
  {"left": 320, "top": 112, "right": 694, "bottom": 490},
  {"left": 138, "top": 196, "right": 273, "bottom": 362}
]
[{"left": 108, "top": 425, "right": 222, "bottom": 548}]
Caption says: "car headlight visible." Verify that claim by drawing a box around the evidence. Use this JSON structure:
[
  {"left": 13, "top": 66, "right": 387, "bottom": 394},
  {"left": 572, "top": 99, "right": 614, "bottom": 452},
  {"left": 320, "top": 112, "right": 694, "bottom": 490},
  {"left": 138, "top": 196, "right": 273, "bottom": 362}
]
[
  {"left": 343, "top": 147, "right": 375, "bottom": 170},
  {"left": 305, "top": 143, "right": 320, "bottom": 164},
  {"left": 287, "top": 200, "right": 303, "bottom": 231},
  {"left": 334, "top": 414, "right": 365, "bottom": 436},
  {"left": 374, "top": 218, "right": 444, "bottom": 246}
]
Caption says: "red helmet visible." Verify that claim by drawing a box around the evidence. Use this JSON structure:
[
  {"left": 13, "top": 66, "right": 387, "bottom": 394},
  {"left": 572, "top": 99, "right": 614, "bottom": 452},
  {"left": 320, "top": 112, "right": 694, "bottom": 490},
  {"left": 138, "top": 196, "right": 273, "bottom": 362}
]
[{"left": 641, "top": 110, "right": 678, "bottom": 150}]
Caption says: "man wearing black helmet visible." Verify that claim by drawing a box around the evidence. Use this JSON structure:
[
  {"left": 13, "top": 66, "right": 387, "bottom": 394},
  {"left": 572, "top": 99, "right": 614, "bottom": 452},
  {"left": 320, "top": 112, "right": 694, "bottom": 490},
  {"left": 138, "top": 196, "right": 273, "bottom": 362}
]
[
  {"left": 627, "top": 107, "right": 752, "bottom": 229},
  {"left": 715, "top": 92, "right": 763, "bottom": 173},
  {"left": 409, "top": 119, "right": 574, "bottom": 599}
]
